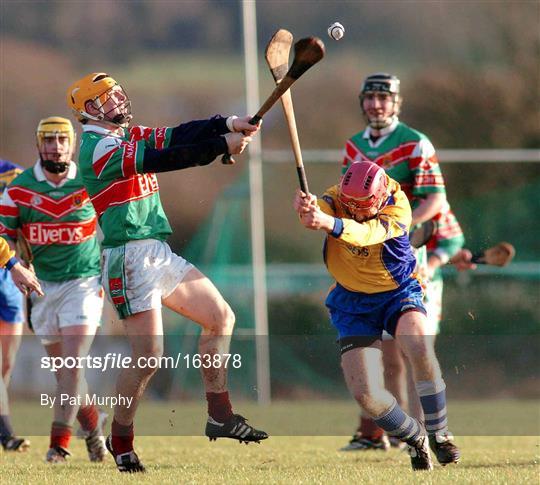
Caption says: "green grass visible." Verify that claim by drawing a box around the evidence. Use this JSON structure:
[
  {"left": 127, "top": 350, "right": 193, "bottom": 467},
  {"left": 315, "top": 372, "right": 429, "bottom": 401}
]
[
  {"left": 2, "top": 401, "right": 539, "bottom": 483},
  {"left": 1, "top": 435, "right": 538, "bottom": 484},
  {"left": 9, "top": 399, "right": 540, "bottom": 437}
]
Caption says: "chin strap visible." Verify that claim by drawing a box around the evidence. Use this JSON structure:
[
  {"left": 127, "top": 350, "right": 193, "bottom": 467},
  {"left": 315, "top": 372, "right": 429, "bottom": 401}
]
[{"left": 41, "top": 159, "right": 69, "bottom": 174}]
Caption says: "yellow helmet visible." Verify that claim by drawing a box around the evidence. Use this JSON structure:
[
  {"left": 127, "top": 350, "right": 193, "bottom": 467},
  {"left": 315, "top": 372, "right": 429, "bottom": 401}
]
[
  {"left": 36, "top": 116, "right": 75, "bottom": 148},
  {"left": 66, "top": 72, "right": 131, "bottom": 124},
  {"left": 36, "top": 116, "right": 75, "bottom": 173}
]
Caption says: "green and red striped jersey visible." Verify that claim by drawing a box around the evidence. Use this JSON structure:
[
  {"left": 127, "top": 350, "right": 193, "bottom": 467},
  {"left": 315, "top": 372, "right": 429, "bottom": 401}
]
[
  {"left": 341, "top": 120, "right": 464, "bottom": 265},
  {"left": 341, "top": 120, "right": 446, "bottom": 202},
  {"left": 0, "top": 162, "right": 100, "bottom": 281},
  {"left": 78, "top": 124, "right": 173, "bottom": 248}
]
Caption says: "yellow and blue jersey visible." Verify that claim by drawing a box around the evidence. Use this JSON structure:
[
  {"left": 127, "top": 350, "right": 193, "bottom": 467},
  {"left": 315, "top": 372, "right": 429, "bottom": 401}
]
[
  {"left": 0, "top": 237, "right": 14, "bottom": 268},
  {"left": 319, "top": 178, "right": 418, "bottom": 294},
  {"left": 0, "top": 159, "right": 24, "bottom": 323},
  {"left": 0, "top": 159, "right": 23, "bottom": 194}
]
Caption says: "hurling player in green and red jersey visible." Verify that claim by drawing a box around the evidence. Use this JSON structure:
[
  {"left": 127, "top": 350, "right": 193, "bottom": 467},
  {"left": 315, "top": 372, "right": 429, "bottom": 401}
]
[
  {"left": 67, "top": 73, "right": 268, "bottom": 473},
  {"left": 0, "top": 118, "right": 106, "bottom": 464},
  {"left": 339, "top": 74, "right": 463, "bottom": 457}
]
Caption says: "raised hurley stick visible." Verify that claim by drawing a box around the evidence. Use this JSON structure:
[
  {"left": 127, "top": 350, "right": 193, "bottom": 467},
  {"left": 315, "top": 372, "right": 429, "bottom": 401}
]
[
  {"left": 222, "top": 35, "right": 325, "bottom": 164},
  {"left": 265, "top": 29, "right": 310, "bottom": 194}
]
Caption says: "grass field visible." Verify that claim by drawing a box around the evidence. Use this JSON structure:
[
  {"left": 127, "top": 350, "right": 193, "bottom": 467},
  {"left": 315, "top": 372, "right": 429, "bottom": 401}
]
[
  {"left": 2, "top": 436, "right": 538, "bottom": 484},
  {"left": 2, "top": 401, "right": 539, "bottom": 484}
]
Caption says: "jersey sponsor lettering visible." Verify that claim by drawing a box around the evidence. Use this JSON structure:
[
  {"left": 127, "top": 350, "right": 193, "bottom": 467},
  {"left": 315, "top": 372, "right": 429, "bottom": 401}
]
[
  {"left": 154, "top": 127, "right": 167, "bottom": 149},
  {"left": 415, "top": 173, "right": 445, "bottom": 187},
  {"left": 79, "top": 124, "right": 175, "bottom": 247},
  {"left": 0, "top": 163, "right": 100, "bottom": 281},
  {"left": 347, "top": 245, "right": 370, "bottom": 257},
  {"left": 91, "top": 173, "right": 159, "bottom": 216},
  {"left": 121, "top": 141, "right": 138, "bottom": 177},
  {"left": 23, "top": 218, "right": 96, "bottom": 245},
  {"left": 129, "top": 125, "right": 167, "bottom": 149}
]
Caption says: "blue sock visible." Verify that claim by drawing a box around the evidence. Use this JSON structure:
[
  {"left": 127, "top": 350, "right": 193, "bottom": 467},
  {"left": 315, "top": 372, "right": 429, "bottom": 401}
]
[
  {"left": 373, "top": 399, "right": 421, "bottom": 445},
  {"left": 416, "top": 379, "right": 448, "bottom": 435}
]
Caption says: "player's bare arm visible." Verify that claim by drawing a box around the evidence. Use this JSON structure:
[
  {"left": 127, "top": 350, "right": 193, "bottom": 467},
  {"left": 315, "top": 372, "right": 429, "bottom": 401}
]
[{"left": 411, "top": 193, "right": 446, "bottom": 226}]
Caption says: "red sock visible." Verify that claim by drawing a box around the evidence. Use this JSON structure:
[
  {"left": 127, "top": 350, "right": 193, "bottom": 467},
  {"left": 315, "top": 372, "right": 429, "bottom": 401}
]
[
  {"left": 206, "top": 391, "right": 233, "bottom": 423},
  {"left": 77, "top": 405, "right": 98, "bottom": 432},
  {"left": 358, "top": 416, "right": 384, "bottom": 440},
  {"left": 50, "top": 422, "right": 72, "bottom": 450},
  {"left": 111, "top": 419, "right": 134, "bottom": 455}
]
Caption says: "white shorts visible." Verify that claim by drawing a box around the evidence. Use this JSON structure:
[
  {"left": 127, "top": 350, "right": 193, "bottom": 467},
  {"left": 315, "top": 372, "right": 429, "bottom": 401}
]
[
  {"left": 101, "top": 239, "right": 193, "bottom": 319},
  {"left": 30, "top": 275, "right": 103, "bottom": 345}
]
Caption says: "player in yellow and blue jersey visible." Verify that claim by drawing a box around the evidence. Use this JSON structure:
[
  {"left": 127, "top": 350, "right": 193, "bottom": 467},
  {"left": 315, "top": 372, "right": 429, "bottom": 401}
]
[
  {"left": 294, "top": 161, "right": 460, "bottom": 471},
  {"left": 0, "top": 237, "right": 42, "bottom": 293},
  {"left": 339, "top": 73, "right": 468, "bottom": 452},
  {"left": 0, "top": 159, "right": 30, "bottom": 451}
]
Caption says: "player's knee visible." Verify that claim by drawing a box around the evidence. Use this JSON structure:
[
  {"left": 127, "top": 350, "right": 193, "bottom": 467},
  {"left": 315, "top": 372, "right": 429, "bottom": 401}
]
[
  {"left": 208, "top": 304, "right": 235, "bottom": 335},
  {"left": 136, "top": 344, "right": 164, "bottom": 377},
  {"left": 396, "top": 310, "right": 427, "bottom": 335},
  {"left": 383, "top": 363, "right": 405, "bottom": 384},
  {"left": 60, "top": 364, "right": 85, "bottom": 383},
  {"left": 2, "top": 361, "right": 14, "bottom": 380}
]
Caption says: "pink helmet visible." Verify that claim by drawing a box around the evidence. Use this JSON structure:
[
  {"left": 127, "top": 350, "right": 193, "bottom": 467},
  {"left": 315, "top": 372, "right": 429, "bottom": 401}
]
[{"left": 339, "top": 161, "right": 389, "bottom": 219}]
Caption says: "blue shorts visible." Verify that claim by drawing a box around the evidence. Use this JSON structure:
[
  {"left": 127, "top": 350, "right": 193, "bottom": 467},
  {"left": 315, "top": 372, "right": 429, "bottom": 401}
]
[
  {"left": 0, "top": 268, "right": 24, "bottom": 323},
  {"left": 325, "top": 278, "right": 426, "bottom": 343}
]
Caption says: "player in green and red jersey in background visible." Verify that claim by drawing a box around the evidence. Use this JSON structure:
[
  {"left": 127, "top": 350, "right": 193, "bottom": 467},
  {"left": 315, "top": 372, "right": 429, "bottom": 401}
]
[
  {"left": 67, "top": 72, "right": 268, "bottom": 473},
  {"left": 339, "top": 73, "right": 466, "bottom": 453},
  {"left": 0, "top": 118, "right": 107, "bottom": 463}
]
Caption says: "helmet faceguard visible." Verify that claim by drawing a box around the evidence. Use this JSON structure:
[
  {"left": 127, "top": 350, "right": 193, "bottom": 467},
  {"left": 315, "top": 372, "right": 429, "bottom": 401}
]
[
  {"left": 67, "top": 73, "right": 132, "bottom": 127},
  {"left": 36, "top": 117, "right": 75, "bottom": 174},
  {"left": 339, "top": 161, "right": 389, "bottom": 221},
  {"left": 359, "top": 73, "right": 401, "bottom": 129}
]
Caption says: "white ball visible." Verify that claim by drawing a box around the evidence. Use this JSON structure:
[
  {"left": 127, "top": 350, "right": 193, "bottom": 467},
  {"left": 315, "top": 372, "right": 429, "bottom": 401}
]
[{"left": 328, "top": 22, "right": 345, "bottom": 41}]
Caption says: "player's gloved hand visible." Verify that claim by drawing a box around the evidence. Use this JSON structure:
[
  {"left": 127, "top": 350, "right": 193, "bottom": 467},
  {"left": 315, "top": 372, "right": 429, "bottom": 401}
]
[
  {"left": 232, "top": 115, "right": 262, "bottom": 134},
  {"left": 224, "top": 132, "right": 252, "bottom": 155}
]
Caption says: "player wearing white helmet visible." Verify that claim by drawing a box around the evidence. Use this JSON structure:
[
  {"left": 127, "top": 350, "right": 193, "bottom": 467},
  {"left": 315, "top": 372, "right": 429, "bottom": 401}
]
[{"left": 0, "top": 159, "right": 37, "bottom": 453}]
